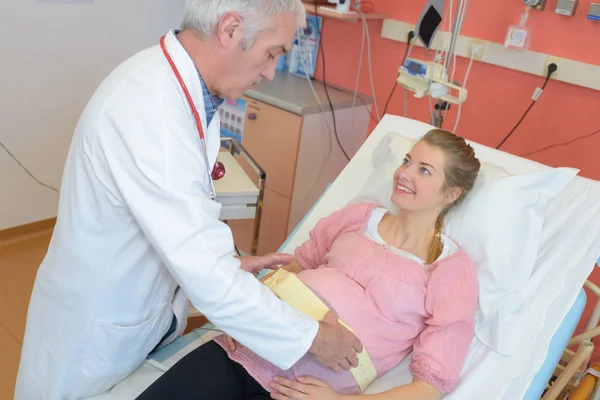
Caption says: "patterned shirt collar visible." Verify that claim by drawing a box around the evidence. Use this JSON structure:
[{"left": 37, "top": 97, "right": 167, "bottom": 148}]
[{"left": 173, "top": 30, "right": 224, "bottom": 126}]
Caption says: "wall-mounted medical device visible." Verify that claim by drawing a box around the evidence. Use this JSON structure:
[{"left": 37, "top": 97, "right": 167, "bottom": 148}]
[
  {"left": 589, "top": 3, "right": 600, "bottom": 20},
  {"left": 555, "top": 0, "right": 578, "bottom": 16},
  {"left": 524, "top": 0, "right": 546, "bottom": 10},
  {"left": 397, "top": 58, "right": 467, "bottom": 105},
  {"left": 326, "top": 0, "right": 352, "bottom": 13}
]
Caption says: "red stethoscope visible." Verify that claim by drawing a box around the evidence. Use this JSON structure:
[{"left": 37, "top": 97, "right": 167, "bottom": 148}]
[{"left": 159, "top": 35, "right": 225, "bottom": 200}]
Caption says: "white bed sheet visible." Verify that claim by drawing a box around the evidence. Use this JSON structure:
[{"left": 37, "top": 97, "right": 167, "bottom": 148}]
[{"left": 281, "top": 116, "right": 600, "bottom": 399}]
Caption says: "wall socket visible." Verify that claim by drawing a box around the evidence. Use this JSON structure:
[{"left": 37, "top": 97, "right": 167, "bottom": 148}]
[
  {"left": 469, "top": 40, "right": 485, "bottom": 61},
  {"left": 544, "top": 56, "right": 561, "bottom": 79}
]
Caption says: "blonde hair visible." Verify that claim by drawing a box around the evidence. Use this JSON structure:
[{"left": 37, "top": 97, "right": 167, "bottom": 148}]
[{"left": 421, "top": 129, "right": 481, "bottom": 264}]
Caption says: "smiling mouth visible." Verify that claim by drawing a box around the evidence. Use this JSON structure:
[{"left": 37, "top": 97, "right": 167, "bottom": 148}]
[{"left": 396, "top": 184, "right": 416, "bottom": 195}]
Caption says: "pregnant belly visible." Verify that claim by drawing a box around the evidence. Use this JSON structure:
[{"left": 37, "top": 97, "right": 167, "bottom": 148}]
[
  {"left": 297, "top": 268, "right": 410, "bottom": 365},
  {"left": 216, "top": 268, "right": 414, "bottom": 396}
]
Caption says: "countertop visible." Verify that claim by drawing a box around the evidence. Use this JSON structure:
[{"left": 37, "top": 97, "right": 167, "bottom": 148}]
[{"left": 244, "top": 71, "right": 373, "bottom": 116}]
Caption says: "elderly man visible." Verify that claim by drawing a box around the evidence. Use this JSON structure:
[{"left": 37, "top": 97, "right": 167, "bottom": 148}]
[{"left": 14, "top": 1, "right": 362, "bottom": 399}]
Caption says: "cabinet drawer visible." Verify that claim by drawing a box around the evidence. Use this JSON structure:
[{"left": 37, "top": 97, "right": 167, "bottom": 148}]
[
  {"left": 242, "top": 97, "right": 302, "bottom": 198},
  {"left": 227, "top": 187, "right": 291, "bottom": 256}
]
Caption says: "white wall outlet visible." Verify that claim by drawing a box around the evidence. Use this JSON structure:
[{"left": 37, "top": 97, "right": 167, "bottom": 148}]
[
  {"left": 381, "top": 20, "right": 416, "bottom": 45},
  {"left": 544, "top": 56, "right": 561, "bottom": 79},
  {"left": 406, "top": 24, "right": 416, "bottom": 42},
  {"left": 469, "top": 40, "right": 485, "bottom": 61}
]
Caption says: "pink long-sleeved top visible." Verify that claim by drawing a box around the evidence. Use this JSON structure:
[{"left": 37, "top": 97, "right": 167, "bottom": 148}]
[{"left": 214, "top": 202, "right": 478, "bottom": 395}]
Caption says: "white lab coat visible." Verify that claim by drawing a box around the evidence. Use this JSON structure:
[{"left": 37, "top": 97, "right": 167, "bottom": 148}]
[{"left": 15, "top": 30, "right": 318, "bottom": 400}]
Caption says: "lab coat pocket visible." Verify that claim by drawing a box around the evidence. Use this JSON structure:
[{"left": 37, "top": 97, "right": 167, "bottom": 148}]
[{"left": 82, "top": 302, "right": 170, "bottom": 378}]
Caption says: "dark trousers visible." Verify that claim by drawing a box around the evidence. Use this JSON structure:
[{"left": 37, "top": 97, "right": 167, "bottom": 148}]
[{"left": 136, "top": 341, "right": 271, "bottom": 400}]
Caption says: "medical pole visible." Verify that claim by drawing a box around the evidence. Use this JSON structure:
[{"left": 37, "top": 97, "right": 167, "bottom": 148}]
[{"left": 432, "top": 0, "right": 468, "bottom": 128}]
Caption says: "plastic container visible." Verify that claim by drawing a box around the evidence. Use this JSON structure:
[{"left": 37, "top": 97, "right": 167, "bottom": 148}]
[{"left": 504, "top": 7, "right": 532, "bottom": 51}]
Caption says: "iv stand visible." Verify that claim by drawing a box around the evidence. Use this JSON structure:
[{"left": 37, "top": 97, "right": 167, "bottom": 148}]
[{"left": 432, "top": 0, "right": 468, "bottom": 128}]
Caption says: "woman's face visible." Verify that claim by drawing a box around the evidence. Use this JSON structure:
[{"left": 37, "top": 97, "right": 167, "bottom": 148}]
[{"left": 391, "top": 141, "right": 460, "bottom": 214}]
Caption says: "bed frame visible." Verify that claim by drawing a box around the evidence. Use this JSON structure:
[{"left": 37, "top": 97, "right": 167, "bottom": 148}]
[{"left": 543, "top": 279, "right": 600, "bottom": 399}]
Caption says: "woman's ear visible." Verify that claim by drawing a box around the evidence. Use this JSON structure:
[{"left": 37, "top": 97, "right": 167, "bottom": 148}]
[{"left": 444, "top": 187, "right": 462, "bottom": 206}]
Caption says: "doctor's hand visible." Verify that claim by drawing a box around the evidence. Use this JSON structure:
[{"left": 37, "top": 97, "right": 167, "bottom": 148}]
[
  {"left": 239, "top": 252, "right": 295, "bottom": 274},
  {"left": 309, "top": 312, "right": 363, "bottom": 373}
]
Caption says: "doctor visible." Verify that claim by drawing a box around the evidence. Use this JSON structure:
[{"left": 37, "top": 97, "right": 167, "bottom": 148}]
[{"left": 15, "top": 0, "right": 362, "bottom": 398}]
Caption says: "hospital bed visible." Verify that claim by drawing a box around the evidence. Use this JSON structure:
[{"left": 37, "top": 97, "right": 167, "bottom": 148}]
[{"left": 96, "top": 116, "right": 600, "bottom": 400}]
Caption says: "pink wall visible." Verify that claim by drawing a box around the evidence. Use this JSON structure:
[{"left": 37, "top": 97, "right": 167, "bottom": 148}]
[
  {"left": 312, "top": 0, "right": 600, "bottom": 180},
  {"left": 311, "top": 0, "right": 600, "bottom": 360}
]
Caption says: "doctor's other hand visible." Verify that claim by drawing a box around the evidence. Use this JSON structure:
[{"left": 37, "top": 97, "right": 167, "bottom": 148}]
[
  {"left": 239, "top": 252, "right": 295, "bottom": 274},
  {"left": 309, "top": 312, "right": 363, "bottom": 372}
]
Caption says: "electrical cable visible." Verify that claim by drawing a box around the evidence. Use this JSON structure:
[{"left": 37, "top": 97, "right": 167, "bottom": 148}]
[
  {"left": 297, "top": 33, "right": 334, "bottom": 214},
  {"left": 351, "top": 1, "right": 366, "bottom": 111},
  {"left": 0, "top": 139, "right": 60, "bottom": 193},
  {"left": 434, "top": 0, "right": 451, "bottom": 68},
  {"left": 313, "top": 77, "right": 378, "bottom": 123},
  {"left": 354, "top": 1, "right": 375, "bottom": 13},
  {"left": 351, "top": 0, "right": 368, "bottom": 133},
  {"left": 429, "top": 97, "right": 435, "bottom": 125},
  {"left": 298, "top": 34, "right": 333, "bottom": 214},
  {"left": 496, "top": 64, "right": 557, "bottom": 150},
  {"left": 352, "top": 92, "right": 380, "bottom": 124},
  {"left": 452, "top": 50, "right": 476, "bottom": 133},
  {"left": 314, "top": 0, "right": 350, "bottom": 161},
  {"left": 382, "top": 33, "right": 415, "bottom": 117},
  {"left": 431, "top": 0, "right": 450, "bottom": 127},
  {"left": 354, "top": 6, "right": 381, "bottom": 122},
  {"left": 441, "top": 0, "right": 470, "bottom": 126},
  {"left": 521, "top": 127, "right": 600, "bottom": 157},
  {"left": 403, "top": 87, "right": 408, "bottom": 117},
  {"left": 441, "top": 0, "right": 470, "bottom": 127}
]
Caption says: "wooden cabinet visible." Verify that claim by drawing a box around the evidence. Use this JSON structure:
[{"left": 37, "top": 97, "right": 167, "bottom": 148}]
[
  {"left": 242, "top": 98, "right": 303, "bottom": 198},
  {"left": 227, "top": 83, "right": 372, "bottom": 256}
]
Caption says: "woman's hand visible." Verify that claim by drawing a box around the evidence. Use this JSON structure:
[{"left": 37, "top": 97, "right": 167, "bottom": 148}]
[
  {"left": 269, "top": 376, "right": 343, "bottom": 400},
  {"left": 221, "top": 334, "right": 241, "bottom": 352}
]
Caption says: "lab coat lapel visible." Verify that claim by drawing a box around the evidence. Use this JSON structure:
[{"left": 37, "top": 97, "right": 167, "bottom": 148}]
[{"left": 163, "top": 30, "right": 220, "bottom": 169}]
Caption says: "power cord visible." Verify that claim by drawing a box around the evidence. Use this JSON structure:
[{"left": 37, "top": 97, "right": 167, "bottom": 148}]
[
  {"left": 496, "top": 63, "right": 558, "bottom": 150},
  {"left": 0, "top": 139, "right": 60, "bottom": 193},
  {"left": 314, "top": 0, "right": 350, "bottom": 161},
  {"left": 313, "top": 76, "right": 378, "bottom": 124},
  {"left": 297, "top": 35, "right": 334, "bottom": 213},
  {"left": 354, "top": 5, "right": 381, "bottom": 122},
  {"left": 521, "top": 127, "right": 600, "bottom": 157},
  {"left": 383, "top": 31, "right": 416, "bottom": 117}
]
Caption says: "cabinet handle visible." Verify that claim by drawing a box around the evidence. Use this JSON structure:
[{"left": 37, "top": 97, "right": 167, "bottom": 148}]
[{"left": 248, "top": 113, "right": 257, "bottom": 120}]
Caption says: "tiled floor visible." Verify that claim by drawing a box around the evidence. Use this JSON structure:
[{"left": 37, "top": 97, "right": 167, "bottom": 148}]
[{"left": 0, "top": 230, "right": 52, "bottom": 400}]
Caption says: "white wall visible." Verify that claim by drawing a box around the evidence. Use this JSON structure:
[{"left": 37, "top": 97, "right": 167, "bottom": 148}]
[{"left": 0, "top": 0, "right": 185, "bottom": 230}]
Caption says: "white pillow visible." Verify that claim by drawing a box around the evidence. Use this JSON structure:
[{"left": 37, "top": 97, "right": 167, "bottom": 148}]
[{"left": 352, "top": 132, "right": 578, "bottom": 356}]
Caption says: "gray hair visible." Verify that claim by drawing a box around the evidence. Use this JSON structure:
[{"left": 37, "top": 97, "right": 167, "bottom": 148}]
[{"left": 182, "top": 0, "right": 306, "bottom": 50}]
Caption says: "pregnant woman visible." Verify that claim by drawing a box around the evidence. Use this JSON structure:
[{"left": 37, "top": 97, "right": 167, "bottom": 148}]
[{"left": 136, "top": 129, "right": 482, "bottom": 400}]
